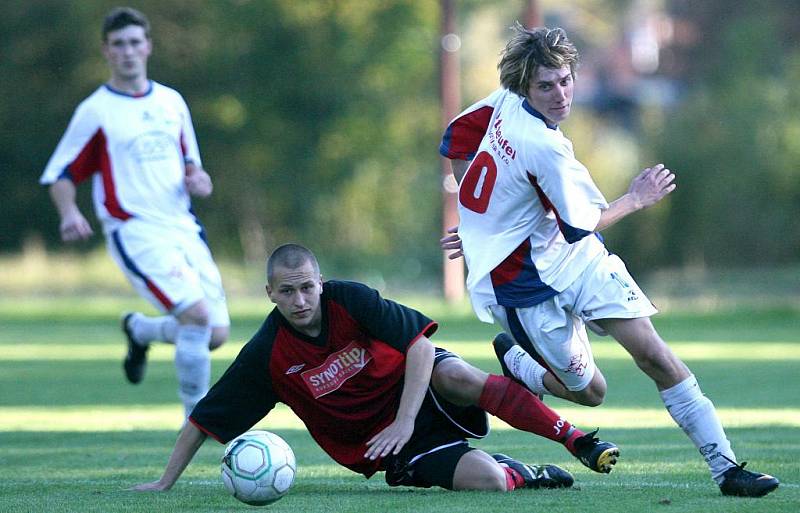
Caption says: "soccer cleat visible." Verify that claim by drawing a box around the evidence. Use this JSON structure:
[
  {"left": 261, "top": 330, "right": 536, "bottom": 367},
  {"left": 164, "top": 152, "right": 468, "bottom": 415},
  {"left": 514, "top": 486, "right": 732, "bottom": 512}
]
[
  {"left": 572, "top": 429, "right": 619, "bottom": 473},
  {"left": 122, "top": 312, "right": 149, "bottom": 384},
  {"left": 492, "top": 453, "right": 574, "bottom": 489},
  {"left": 492, "top": 333, "right": 517, "bottom": 380},
  {"left": 718, "top": 459, "right": 779, "bottom": 497}
]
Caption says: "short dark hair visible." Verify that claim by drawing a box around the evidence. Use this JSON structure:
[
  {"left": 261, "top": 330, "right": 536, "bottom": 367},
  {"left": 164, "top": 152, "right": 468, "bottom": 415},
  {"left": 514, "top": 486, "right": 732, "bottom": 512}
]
[
  {"left": 267, "top": 244, "right": 320, "bottom": 284},
  {"left": 498, "top": 23, "right": 579, "bottom": 97},
  {"left": 102, "top": 7, "right": 150, "bottom": 42}
]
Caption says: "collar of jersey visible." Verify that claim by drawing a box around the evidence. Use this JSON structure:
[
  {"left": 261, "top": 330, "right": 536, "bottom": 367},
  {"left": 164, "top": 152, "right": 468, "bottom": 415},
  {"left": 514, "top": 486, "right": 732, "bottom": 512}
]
[
  {"left": 103, "top": 80, "right": 154, "bottom": 98},
  {"left": 521, "top": 98, "right": 558, "bottom": 130}
]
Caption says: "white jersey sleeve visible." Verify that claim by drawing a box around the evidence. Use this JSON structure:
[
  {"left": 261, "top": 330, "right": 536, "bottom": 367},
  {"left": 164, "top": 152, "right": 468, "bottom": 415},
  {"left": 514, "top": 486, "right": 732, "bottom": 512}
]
[
  {"left": 40, "top": 94, "right": 103, "bottom": 185},
  {"left": 521, "top": 130, "right": 607, "bottom": 243}
]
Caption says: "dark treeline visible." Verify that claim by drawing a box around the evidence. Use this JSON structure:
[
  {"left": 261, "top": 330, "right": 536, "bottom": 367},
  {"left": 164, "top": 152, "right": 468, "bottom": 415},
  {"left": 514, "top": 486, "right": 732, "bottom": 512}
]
[{"left": 2, "top": 0, "right": 798, "bottom": 288}]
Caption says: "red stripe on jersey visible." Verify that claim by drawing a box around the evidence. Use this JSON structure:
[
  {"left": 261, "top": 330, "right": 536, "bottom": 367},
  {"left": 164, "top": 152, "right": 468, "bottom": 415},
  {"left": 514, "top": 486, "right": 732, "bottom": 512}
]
[
  {"left": 67, "top": 128, "right": 106, "bottom": 184},
  {"left": 490, "top": 239, "right": 531, "bottom": 286},
  {"left": 442, "top": 106, "right": 494, "bottom": 160},
  {"left": 528, "top": 173, "right": 568, "bottom": 233},
  {"left": 405, "top": 321, "right": 437, "bottom": 350},
  {"left": 528, "top": 173, "right": 593, "bottom": 243},
  {"left": 180, "top": 129, "right": 188, "bottom": 158},
  {"left": 68, "top": 128, "right": 132, "bottom": 220},
  {"left": 96, "top": 130, "right": 132, "bottom": 220}
]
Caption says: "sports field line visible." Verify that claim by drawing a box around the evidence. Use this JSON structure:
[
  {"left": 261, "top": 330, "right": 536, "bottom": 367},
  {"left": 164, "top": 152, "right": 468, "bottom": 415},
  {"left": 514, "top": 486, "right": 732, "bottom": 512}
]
[
  {"left": 1, "top": 405, "right": 798, "bottom": 432},
  {"left": 2, "top": 341, "right": 799, "bottom": 361}
]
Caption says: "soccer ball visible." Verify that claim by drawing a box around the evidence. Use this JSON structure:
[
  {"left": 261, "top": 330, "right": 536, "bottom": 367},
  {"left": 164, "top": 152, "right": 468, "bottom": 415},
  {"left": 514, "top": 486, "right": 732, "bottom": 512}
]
[{"left": 220, "top": 430, "right": 296, "bottom": 506}]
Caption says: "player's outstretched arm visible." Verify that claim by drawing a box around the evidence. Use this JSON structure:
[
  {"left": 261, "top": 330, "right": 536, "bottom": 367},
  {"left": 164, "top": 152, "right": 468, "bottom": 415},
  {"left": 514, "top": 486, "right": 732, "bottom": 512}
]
[
  {"left": 184, "top": 162, "right": 213, "bottom": 198},
  {"left": 365, "top": 337, "right": 434, "bottom": 461},
  {"left": 131, "top": 422, "right": 208, "bottom": 491},
  {"left": 49, "top": 179, "right": 93, "bottom": 242},
  {"left": 595, "top": 163, "right": 676, "bottom": 232}
]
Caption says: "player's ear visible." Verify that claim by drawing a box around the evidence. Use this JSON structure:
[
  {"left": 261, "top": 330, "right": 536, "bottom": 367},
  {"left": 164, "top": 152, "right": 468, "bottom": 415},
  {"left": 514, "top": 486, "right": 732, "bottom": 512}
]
[{"left": 265, "top": 283, "right": 275, "bottom": 302}]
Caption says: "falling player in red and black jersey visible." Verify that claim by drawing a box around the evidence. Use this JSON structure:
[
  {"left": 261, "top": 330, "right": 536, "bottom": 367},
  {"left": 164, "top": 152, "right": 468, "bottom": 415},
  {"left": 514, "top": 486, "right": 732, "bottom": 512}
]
[{"left": 133, "top": 244, "right": 618, "bottom": 493}]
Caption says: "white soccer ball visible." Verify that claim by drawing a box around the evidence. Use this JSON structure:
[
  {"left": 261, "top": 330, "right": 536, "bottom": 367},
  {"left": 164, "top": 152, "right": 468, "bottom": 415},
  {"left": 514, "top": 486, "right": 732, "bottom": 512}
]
[{"left": 220, "top": 430, "right": 296, "bottom": 506}]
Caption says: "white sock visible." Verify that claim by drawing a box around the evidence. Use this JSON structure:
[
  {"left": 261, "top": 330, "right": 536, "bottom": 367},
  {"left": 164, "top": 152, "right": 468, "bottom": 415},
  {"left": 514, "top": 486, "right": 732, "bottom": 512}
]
[
  {"left": 504, "top": 345, "right": 549, "bottom": 396},
  {"left": 174, "top": 324, "right": 212, "bottom": 418},
  {"left": 660, "top": 375, "right": 736, "bottom": 483},
  {"left": 130, "top": 313, "right": 179, "bottom": 345}
]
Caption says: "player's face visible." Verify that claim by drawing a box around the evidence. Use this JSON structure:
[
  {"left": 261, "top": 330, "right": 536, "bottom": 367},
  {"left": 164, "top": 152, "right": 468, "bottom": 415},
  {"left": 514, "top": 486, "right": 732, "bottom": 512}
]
[
  {"left": 103, "top": 25, "right": 151, "bottom": 82},
  {"left": 526, "top": 65, "right": 574, "bottom": 126},
  {"left": 266, "top": 262, "right": 324, "bottom": 337}
]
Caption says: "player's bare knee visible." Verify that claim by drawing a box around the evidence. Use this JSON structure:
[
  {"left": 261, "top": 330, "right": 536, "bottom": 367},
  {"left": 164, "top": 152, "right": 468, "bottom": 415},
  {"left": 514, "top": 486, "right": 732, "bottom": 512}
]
[
  {"left": 452, "top": 453, "right": 507, "bottom": 491},
  {"left": 209, "top": 326, "right": 229, "bottom": 350},
  {"left": 432, "top": 360, "right": 486, "bottom": 405},
  {"left": 487, "top": 470, "right": 509, "bottom": 492},
  {"left": 633, "top": 345, "right": 677, "bottom": 376},
  {"left": 573, "top": 382, "right": 606, "bottom": 407},
  {"left": 177, "top": 301, "right": 211, "bottom": 327}
]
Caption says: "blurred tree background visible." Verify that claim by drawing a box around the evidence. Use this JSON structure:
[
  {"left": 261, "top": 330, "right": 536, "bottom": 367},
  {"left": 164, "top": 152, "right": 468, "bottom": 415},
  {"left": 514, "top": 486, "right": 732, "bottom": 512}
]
[{"left": 1, "top": 0, "right": 798, "bottom": 296}]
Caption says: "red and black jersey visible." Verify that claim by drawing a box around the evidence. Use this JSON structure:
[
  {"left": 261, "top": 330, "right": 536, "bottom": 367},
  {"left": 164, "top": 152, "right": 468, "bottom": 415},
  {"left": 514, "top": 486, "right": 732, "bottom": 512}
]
[{"left": 189, "top": 280, "right": 437, "bottom": 477}]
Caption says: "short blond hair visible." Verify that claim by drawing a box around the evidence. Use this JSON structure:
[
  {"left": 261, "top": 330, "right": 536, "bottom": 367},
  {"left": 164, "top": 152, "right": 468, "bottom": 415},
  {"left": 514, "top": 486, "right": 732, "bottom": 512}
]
[{"left": 498, "top": 23, "right": 579, "bottom": 96}]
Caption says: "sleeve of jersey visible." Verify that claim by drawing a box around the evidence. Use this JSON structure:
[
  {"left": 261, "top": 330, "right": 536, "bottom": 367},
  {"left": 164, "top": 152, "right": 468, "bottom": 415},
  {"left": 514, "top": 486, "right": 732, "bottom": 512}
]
[
  {"left": 40, "top": 100, "right": 103, "bottom": 185},
  {"left": 331, "top": 281, "right": 437, "bottom": 353},
  {"left": 528, "top": 138, "right": 609, "bottom": 243},
  {"left": 439, "top": 89, "right": 505, "bottom": 161},
  {"left": 177, "top": 94, "right": 202, "bottom": 166},
  {"left": 189, "top": 320, "right": 278, "bottom": 444}
]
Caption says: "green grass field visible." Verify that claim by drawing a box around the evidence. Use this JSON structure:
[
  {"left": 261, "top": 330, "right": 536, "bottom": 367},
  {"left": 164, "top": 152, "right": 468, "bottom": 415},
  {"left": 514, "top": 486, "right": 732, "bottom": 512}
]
[{"left": 0, "top": 296, "right": 798, "bottom": 512}]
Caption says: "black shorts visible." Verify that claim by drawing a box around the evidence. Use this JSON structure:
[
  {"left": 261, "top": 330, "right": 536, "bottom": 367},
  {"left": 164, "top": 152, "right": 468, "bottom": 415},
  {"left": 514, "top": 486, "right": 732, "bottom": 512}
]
[{"left": 383, "top": 348, "right": 489, "bottom": 490}]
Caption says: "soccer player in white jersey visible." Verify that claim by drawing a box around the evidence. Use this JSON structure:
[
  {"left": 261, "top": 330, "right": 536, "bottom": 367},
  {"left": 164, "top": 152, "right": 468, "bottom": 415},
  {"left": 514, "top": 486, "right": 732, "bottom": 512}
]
[
  {"left": 439, "top": 23, "right": 778, "bottom": 498},
  {"left": 39, "top": 7, "right": 230, "bottom": 421}
]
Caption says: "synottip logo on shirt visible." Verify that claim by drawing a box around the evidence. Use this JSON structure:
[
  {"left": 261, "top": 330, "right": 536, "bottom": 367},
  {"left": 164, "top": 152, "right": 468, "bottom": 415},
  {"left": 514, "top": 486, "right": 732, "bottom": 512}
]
[{"left": 301, "top": 342, "right": 372, "bottom": 399}]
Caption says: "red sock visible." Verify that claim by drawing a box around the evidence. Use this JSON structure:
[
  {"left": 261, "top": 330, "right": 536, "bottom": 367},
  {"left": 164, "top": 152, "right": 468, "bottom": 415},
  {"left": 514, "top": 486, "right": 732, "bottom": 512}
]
[
  {"left": 502, "top": 466, "right": 524, "bottom": 491},
  {"left": 478, "top": 375, "right": 584, "bottom": 453}
]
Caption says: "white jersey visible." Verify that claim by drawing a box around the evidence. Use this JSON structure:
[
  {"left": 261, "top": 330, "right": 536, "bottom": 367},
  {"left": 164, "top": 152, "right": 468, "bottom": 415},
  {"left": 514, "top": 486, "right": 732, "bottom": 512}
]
[
  {"left": 441, "top": 88, "right": 608, "bottom": 322},
  {"left": 40, "top": 81, "right": 203, "bottom": 236}
]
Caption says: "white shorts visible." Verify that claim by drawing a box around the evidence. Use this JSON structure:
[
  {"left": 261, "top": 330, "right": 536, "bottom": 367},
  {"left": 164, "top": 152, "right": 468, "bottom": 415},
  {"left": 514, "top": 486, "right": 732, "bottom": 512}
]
[
  {"left": 489, "top": 252, "right": 657, "bottom": 391},
  {"left": 107, "top": 219, "right": 230, "bottom": 327}
]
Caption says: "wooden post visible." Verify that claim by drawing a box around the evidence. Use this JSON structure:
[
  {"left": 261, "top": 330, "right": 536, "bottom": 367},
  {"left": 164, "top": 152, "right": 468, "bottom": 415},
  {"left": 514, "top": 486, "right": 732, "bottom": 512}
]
[{"left": 440, "top": 0, "right": 465, "bottom": 303}]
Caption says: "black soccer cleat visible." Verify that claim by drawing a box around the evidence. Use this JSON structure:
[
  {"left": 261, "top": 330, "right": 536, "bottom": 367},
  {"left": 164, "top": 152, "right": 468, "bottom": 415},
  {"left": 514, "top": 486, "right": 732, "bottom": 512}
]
[
  {"left": 122, "top": 312, "right": 149, "bottom": 384},
  {"left": 719, "top": 459, "right": 779, "bottom": 497},
  {"left": 572, "top": 429, "right": 619, "bottom": 473},
  {"left": 492, "top": 333, "right": 517, "bottom": 380},
  {"left": 492, "top": 453, "right": 574, "bottom": 489}
]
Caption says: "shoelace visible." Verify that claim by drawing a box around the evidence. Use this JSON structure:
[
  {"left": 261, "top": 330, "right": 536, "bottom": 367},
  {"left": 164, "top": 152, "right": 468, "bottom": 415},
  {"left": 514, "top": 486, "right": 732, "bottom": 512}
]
[{"left": 721, "top": 454, "right": 748, "bottom": 471}]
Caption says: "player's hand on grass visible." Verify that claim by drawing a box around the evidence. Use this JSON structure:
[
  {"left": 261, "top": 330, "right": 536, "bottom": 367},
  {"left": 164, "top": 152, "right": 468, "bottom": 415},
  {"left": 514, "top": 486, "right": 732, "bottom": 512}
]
[
  {"left": 628, "top": 163, "right": 676, "bottom": 209},
  {"left": 130, "top": 480, "right": 171, "bottom": 492},
  {"left": 440, "top": 225, "right": 464, "bottom": 260},
  {"left": 364, "top": 417, "right": 415, "bottom": 460},
  {"left": 184, "top": 163, "right": 213, "bottom": 197},
  {"left": 59, "top": 209, "right": 93, "bottom": 242}
]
